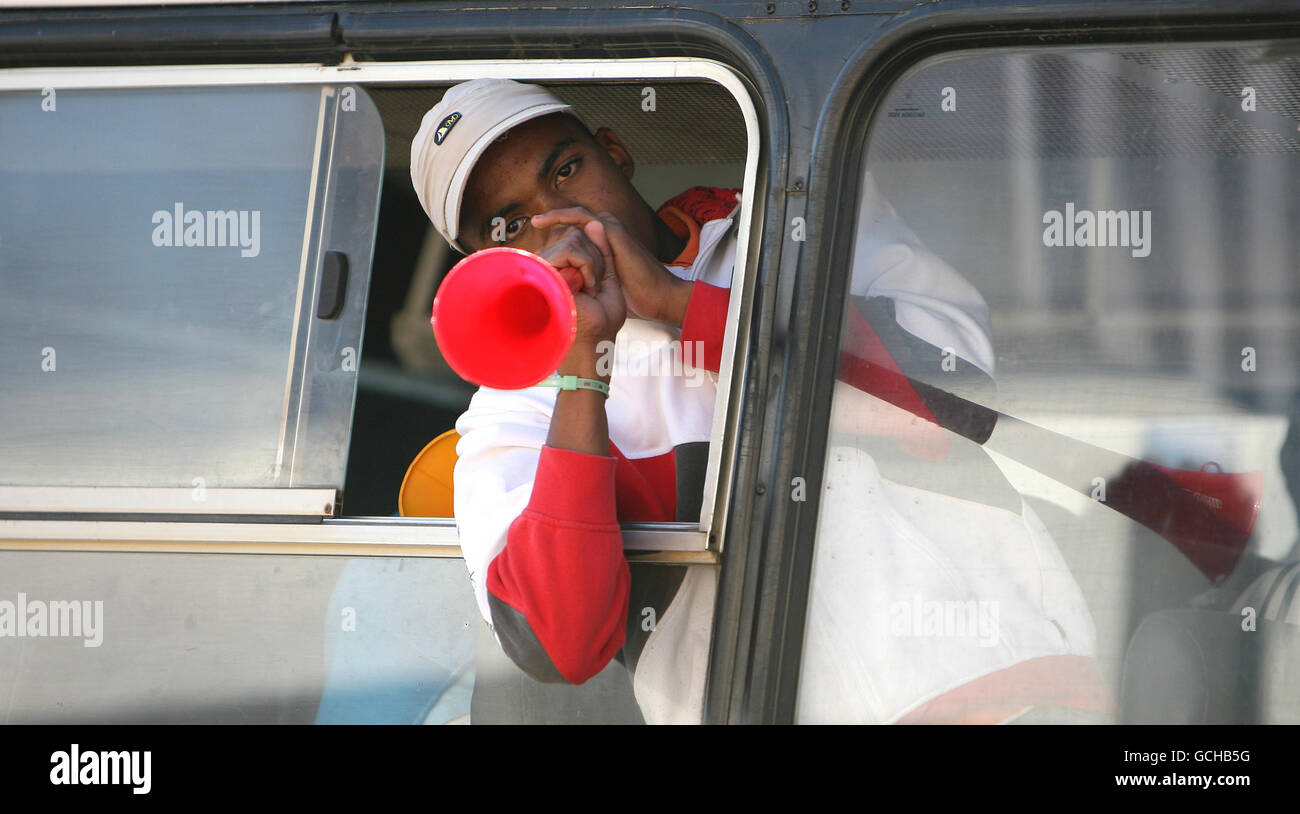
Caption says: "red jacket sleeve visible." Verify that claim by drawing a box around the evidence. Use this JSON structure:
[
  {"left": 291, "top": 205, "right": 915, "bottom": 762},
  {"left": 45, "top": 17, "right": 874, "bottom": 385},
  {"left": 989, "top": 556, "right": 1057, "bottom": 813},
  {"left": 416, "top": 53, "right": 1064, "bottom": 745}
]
[
  {"left": 679, "top": 280, "right": 731, "bottom": 374},
  {"left": 485, "top": 444, "right": 630, "bottom": 685}
]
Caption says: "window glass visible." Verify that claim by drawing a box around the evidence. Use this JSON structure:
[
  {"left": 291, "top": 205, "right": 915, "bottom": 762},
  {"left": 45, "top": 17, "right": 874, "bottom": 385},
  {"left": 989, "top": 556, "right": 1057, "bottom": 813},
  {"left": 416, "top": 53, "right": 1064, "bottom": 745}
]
[
  {"left": 0, "top": 551, "right": 479, "bottom": 724},
  {"left": 0, "top": 84, "right": 382, "bottom": 490},
  {"left": 798, "top": 44, "right": 1300, "bottom": 723}
]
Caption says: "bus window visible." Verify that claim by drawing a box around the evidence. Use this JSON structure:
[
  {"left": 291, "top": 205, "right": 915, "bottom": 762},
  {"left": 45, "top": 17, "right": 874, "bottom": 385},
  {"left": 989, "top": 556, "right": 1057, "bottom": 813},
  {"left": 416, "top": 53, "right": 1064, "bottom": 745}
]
[
  {"left": 334, "top": 74, "right": 756, "bottom": 724},
  {"left": 0, "top": 62, "right": 757, "bottom": 726},
  {"left": 797, "top": 43, "right": 1300, "bottom": 724},
  {"left": 0, "top": 83, "right": 382, "bottom": 512},
  {"left": 345, "top": 80, "right": 749, "bottom": 522}
]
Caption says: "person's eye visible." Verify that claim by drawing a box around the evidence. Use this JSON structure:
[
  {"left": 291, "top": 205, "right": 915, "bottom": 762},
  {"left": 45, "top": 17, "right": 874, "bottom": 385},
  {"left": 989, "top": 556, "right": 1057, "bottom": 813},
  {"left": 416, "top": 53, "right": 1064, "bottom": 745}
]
[
  {"left": 504, "top": 216, "right": 528, "bottom": 238},
  {"left": 556, "top": 158, "right": 580, "bottom": 182}
]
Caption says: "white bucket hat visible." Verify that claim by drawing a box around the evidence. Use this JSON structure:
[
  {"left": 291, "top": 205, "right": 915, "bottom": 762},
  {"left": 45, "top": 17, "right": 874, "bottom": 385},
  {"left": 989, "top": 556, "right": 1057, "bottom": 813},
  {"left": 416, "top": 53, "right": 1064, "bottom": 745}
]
[{"left": 410, "top": 78, "right": 573, "bottom": 254}]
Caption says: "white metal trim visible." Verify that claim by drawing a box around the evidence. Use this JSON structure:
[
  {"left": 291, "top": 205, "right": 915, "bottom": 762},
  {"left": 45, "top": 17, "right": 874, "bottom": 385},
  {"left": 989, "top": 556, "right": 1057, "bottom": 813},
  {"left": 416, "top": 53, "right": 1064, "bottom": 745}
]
[
  {"left": 0, "top": 518, "right": 708, "bottom": 552},
  {"left": 698, "top": 77, "right": 759, "bottom": 548},
  {"left": 0, "top": 59, "right": 754, "bottom": 91},
  {"left": 0, "top": 487, "right": 336, "bottom": 516},
  {"left": 276, "top": 85, "right": 330, "bottom": 483},
  {"left": 289, "top": 85, "right": 340, "bottom": 486}
]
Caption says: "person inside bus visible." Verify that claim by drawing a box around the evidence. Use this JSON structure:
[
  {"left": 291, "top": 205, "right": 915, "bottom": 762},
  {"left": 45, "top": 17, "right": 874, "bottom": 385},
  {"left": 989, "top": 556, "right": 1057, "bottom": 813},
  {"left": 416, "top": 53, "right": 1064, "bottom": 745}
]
[{"left": 408, "top": 78, "right": 1108, "bottom": 723}]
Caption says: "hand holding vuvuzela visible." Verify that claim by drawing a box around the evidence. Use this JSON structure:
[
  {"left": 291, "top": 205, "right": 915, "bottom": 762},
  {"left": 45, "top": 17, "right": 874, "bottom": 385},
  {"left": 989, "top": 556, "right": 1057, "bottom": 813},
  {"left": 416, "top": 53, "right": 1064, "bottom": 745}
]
[{"left": 431, "top": 218, "right": 622, "bottom": 390}]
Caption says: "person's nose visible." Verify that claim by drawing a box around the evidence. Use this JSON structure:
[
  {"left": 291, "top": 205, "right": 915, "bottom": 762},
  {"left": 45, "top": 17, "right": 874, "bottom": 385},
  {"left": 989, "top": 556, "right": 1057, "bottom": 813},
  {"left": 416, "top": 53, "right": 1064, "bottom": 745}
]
[
  {"left": 533, "top": 187, "right": 576, "bottom": 217},
  {"left": 525, "top": 190, "right": 582, "bottom": 244}
]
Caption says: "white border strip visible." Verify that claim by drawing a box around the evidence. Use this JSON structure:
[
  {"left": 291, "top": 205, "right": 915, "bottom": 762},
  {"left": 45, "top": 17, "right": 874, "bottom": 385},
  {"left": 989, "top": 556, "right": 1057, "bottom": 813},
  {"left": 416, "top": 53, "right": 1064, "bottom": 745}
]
[
  {"left": 0, "top": 59, "right": 754, "bottom": 90},
  {"left": 0, "top": 487, "right": 336, "bottom": 516},
  {"left": 0, "top": 518, "right": 707, "bottom": 552},
  {"left": 289, "top": 85, "right": 339, "bottom": 486},
  {"left": 276, "top": 85, "right": 330, "bottom": 483}
]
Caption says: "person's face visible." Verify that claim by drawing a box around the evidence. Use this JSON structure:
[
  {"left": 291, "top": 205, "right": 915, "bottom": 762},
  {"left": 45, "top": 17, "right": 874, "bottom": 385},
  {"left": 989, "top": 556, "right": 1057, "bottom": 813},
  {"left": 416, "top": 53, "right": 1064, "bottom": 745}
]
[{"left": 457, "top": 113, "right": 656, "bottom": 255}]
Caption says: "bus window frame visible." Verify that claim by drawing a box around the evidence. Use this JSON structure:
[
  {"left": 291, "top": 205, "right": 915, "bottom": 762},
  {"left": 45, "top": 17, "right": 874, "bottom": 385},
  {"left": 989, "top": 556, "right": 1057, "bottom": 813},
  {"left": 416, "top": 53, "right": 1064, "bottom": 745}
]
[{"left": 0, "top": 57, "right": 763, "bottom": 560}]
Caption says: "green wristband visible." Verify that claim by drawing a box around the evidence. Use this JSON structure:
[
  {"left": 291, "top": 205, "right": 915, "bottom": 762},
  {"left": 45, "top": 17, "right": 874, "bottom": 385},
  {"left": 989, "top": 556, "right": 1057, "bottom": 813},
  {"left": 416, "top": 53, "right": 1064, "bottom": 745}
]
[{"left": 539, "top": 375, "right": 611, "bottom": 397}]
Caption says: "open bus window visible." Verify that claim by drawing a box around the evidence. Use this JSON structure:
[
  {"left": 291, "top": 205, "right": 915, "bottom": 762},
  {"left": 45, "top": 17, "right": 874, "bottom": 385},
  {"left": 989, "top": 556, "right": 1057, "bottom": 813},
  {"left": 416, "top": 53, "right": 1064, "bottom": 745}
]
[
  {"left": 341, "top": 81, "right": 749, "bottom": 523},
  {"left": 332, "top": 77, "right": 753, "bottom": 724}
]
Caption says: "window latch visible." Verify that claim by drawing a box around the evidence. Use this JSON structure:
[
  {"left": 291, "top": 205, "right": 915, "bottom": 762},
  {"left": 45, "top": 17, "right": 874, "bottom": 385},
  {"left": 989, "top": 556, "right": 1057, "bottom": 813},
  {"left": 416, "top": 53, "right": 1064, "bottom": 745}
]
[{"left": 316, "top": 250, "right": 349, "bottom": 320}]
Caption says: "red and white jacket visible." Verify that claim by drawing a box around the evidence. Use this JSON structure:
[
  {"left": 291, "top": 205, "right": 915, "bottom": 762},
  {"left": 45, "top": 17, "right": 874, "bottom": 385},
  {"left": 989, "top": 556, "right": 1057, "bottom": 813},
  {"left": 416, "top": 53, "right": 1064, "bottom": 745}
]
[{"left": 453, "top": 183, "right": 1106, "bottom": 724}]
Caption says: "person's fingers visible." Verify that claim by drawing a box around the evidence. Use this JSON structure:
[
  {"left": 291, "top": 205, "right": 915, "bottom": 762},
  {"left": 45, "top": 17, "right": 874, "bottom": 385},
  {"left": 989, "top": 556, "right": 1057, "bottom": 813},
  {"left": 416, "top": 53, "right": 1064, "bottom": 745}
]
[
  {"left": 556, "top": 265, "right": 584, "bottom": 294},
  {"left": 533, "top": 208, "right": 629, "bottom": 250},
  {"left": 544, "top": 250, "right": 595, "bottom": 290},
  {"left": 530, "top": 207, "right": 598, "bottom": 229},
  {"left": 578, "top": 251, "right": 597, "bottom": 291},
  {"left": 532, "top": 208, "right": 646, "bottom": 330},
  {"left": 583, "top": 220, "right": 616, "bottom": 284},
  {"left": 538, "top": 226, "right": 601, "bottom": 290}
]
